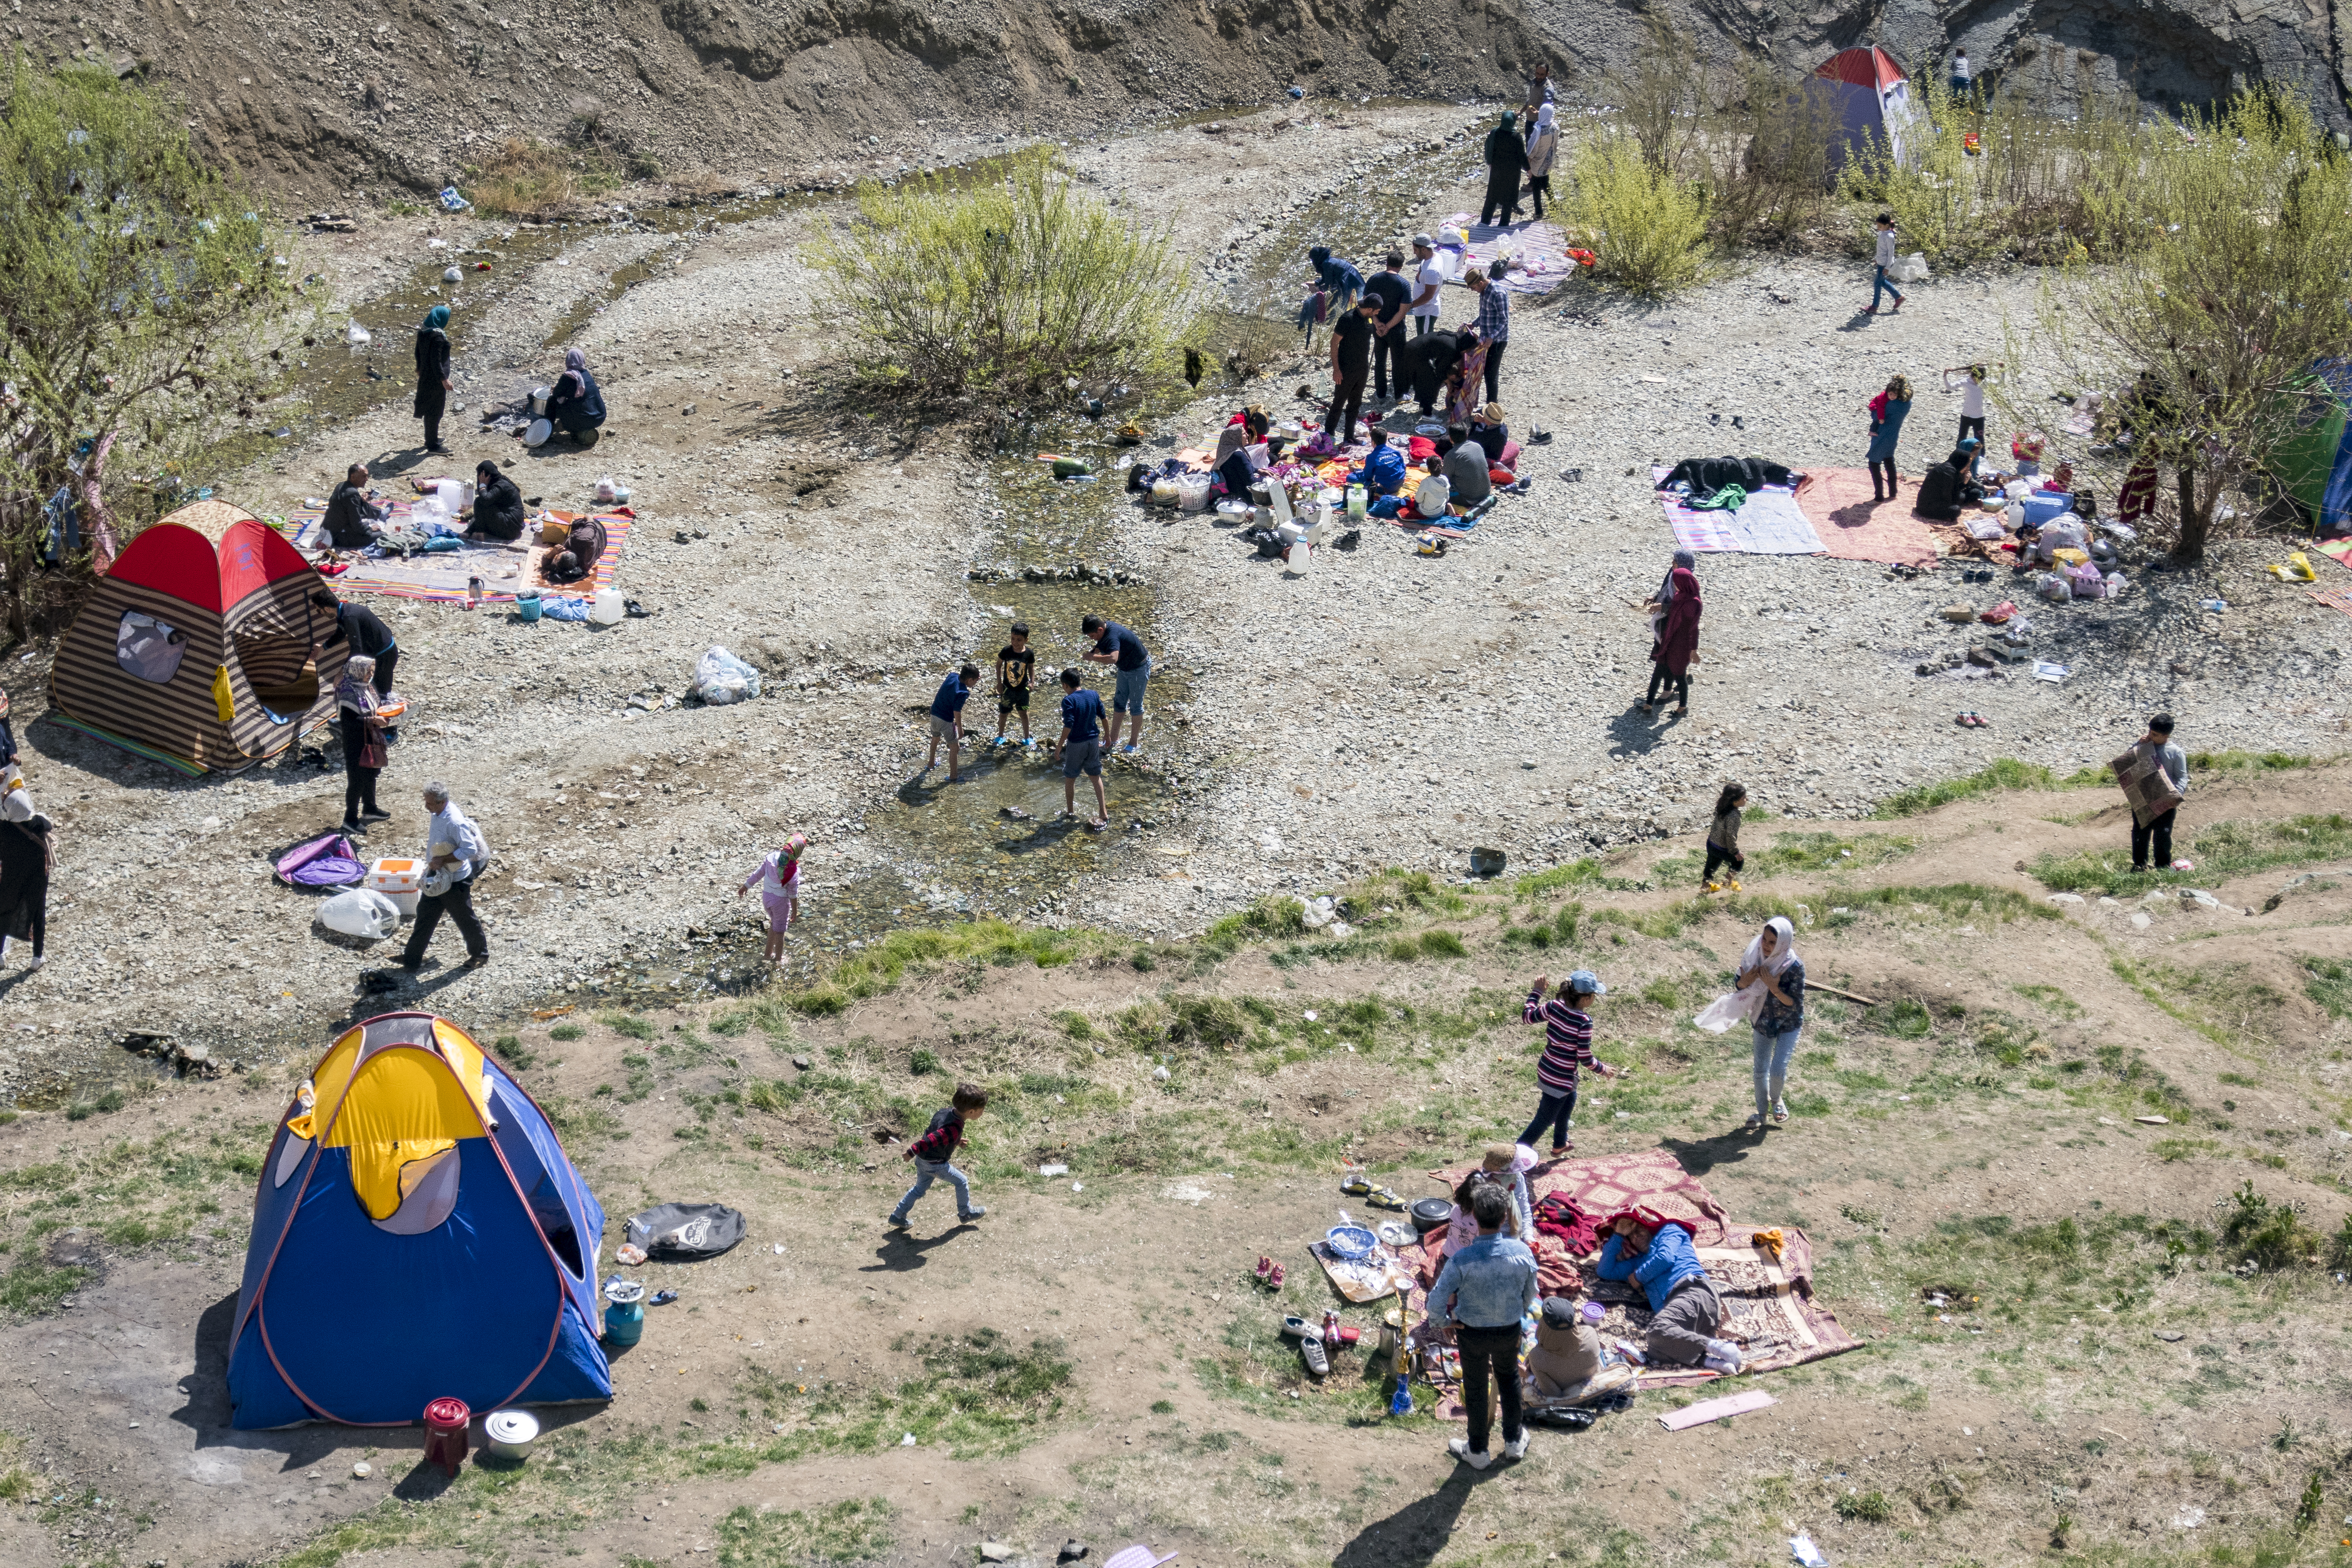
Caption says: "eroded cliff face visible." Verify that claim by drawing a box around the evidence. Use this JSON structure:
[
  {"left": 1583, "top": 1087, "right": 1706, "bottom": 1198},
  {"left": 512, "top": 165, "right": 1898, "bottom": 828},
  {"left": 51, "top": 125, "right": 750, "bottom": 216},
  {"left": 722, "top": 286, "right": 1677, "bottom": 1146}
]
[{"left": 8, "top": 0, "right": 2341, "bottom": 198}]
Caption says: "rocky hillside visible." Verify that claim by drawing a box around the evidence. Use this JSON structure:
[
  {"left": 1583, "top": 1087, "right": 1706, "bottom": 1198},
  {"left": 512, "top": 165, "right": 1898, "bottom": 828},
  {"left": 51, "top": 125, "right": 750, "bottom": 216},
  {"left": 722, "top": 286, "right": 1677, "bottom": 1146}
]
[{"left": 14, "top": 0, "right": 2347, "bottom": 200}]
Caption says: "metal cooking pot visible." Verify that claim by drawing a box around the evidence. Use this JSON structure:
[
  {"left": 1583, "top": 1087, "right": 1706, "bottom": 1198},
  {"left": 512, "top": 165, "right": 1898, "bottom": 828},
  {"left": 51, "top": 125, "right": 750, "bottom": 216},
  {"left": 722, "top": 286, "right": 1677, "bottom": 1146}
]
[{"left": 1410, "top": 1197, "right": 1454, "bottom": 1234}]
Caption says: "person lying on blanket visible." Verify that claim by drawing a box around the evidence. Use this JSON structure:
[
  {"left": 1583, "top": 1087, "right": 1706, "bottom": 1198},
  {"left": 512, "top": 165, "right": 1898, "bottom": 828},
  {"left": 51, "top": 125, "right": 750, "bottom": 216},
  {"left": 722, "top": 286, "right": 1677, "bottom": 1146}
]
[
  {"left": 1594, "top": 1208, "right": 1743, "bottom": 1374},
  {"left": 542, "top": 518, "right": 603, "bottom": 585}
]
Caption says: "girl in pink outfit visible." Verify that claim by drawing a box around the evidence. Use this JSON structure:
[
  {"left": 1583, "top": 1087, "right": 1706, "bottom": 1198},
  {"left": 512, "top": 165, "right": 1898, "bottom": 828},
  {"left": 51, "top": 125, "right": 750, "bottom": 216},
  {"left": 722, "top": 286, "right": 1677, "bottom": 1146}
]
[{"left": 737, "top": 833, "right": 808, "bottom": 961}]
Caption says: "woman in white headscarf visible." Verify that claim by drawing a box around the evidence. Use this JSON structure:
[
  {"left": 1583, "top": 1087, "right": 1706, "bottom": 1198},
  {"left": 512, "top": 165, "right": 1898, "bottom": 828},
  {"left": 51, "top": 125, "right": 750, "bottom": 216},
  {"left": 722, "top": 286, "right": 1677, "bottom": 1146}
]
[
  {"left": 336, "top": 655, "right": 391, "bottom": 836},
  {"left": 1736, "top": 916, "right": 1806, "bottom": 1128},
  {"left": 1523, "top": 103, "right": 1560, "bottom": 221}
]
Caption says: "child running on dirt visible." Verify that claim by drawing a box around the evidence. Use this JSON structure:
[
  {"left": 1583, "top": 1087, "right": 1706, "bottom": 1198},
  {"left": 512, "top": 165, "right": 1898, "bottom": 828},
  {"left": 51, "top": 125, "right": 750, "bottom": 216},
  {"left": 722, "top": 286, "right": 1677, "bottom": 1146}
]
[
  {"left": 888, "top": 1081, "right": 988, "bottom": 1229},
  {"left": 1519, "top": 971, "right": 1617, "bottom": 1156},
  {"left": 1704, "top": 782, "right": 1747, "bottom": 893},
  {"left": 735, "top": 833, "right": 808, "bottom": 962},
  {"left": 994, "top": 623, "right": 1035, "bottom": 746}
]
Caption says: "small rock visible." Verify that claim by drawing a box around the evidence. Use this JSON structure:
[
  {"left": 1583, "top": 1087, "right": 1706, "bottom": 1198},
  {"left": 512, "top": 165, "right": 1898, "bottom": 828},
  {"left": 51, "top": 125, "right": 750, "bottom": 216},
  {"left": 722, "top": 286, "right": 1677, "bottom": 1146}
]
[
  {"left": 1059, "top": 1543, "right": 1089, "bottom": 1564},
  {"left": 682, "top": 402, "right": 698, "bottom": 416},
  {"left": 981, "top": 1543, "right": 1016, "bottom": 1563},
  {"left": 2134, "top": 1115, "right": 2170, "bottom": 1126},
  {"left": 791, "top": 1055, "right": 812, "bottom": 1071},
  {"left": 2155, "top": 1330, "right": 2184, "bottom": 1343}
]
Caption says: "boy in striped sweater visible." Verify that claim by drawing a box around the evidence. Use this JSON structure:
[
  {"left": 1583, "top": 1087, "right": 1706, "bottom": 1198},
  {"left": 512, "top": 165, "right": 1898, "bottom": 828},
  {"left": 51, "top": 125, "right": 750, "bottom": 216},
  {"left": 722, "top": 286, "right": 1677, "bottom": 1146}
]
[{"left": 1519, "top": 971, "right": 1618, "bottom": 1155}]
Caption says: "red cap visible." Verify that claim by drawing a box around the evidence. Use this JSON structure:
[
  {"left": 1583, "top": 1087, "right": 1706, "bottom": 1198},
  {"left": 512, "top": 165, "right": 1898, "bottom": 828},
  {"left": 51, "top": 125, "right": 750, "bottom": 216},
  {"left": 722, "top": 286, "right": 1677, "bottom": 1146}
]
[{"left": 424, "top": 1396, "right": 471, "bottom": 1430}]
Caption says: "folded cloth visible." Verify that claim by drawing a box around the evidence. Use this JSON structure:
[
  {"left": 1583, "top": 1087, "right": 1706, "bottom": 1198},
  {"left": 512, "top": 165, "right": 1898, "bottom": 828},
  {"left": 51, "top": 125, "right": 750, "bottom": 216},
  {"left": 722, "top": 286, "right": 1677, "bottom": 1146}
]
[
  {"left": 1752, "top": 1227, "right": 1785, "bottom": 1260},
  {"left": 1689, "top": 484, "right": 1749, "bottom": 511},
  {"left": 1532, "top": 1191, "right": 1599, "bottom": 1254}
]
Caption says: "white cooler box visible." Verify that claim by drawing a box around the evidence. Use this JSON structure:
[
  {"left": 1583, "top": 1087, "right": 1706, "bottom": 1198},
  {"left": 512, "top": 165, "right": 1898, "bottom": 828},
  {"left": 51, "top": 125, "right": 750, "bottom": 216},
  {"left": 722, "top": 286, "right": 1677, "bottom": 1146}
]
[{"left": 367, "top": 857, "right": 424, "bottom": 919}]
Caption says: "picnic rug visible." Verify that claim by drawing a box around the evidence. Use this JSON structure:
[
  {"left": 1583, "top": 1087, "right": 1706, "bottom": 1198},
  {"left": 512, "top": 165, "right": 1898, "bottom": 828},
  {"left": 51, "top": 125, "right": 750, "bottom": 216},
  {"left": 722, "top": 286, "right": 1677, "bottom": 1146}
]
[
  {"left": 1792, "top": 467, "right": 1939, "bottom": 567},
  {"left": 1652, "top": 467, "right": 1823, "bottom": 555},
  {"left": 291, "top": 494, "right": 634, "bottom": 604},
  {"left": 1401, "top": 1149, "right": 1858, "bottom": 1414}
]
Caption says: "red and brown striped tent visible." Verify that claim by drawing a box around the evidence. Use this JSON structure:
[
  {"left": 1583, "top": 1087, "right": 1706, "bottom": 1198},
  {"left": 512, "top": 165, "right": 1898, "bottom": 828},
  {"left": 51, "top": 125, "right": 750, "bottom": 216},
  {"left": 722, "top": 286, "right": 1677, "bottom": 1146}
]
[{"left": 49, "top": 499, "right": 347, "bottom": 774}]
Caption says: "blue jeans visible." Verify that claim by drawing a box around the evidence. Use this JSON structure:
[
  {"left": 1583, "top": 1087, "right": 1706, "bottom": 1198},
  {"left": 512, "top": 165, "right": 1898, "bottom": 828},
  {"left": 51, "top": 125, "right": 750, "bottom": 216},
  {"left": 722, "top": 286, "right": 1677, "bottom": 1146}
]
[
  {"left": 1112, "top": 664, "right": 1150, "bottom": 715},
  {"left": 1752, "top": 1026, "right": 1801, "bottom": 1118},
  {"left": 1872, "top": 266, "right": 1903, "bottom": 310},
  {"left": 891, "top": 1158, "right": 975, "bottom": 1221}
]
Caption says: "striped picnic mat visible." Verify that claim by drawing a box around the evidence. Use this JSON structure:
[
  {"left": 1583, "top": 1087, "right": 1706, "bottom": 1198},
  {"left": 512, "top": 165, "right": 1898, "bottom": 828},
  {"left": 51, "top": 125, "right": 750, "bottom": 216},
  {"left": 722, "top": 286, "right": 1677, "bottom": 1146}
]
[{"left": 290, "top": 503, "right": 633, "bottom": 604}]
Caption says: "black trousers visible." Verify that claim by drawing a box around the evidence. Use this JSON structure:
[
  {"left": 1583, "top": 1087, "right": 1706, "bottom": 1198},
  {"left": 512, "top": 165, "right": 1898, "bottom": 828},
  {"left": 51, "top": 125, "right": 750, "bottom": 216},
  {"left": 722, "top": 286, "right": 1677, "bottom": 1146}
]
[
  {"left": 1483, "top": 342, "right": 1506, "bottom": 404},
  {"left": 1480, "top": 172, "right": 1519, "bottom": 226},
  {"left": 417, "top": 385, "right": 447, "bottom": 450},
  {"left": 1957, "top": 414, "right": 1986, "bottom": 447},
  {"left": 1869, "top": 458, "right": 1897, "bottom": 496},
  {"left": 1412, "top": 316, "right": 1434, "bottom": 338},
  {"left": 2132, "top": 808, "right": 2177, "bottom": 872},
  {"left": 1372, "top": 330, "right": 1403, "bottom": 400},
  {"left": 1457, "top": 1323, "right": 1525, "bottom": 1454},
  {"left": 1647, "top": 662, "right": 1690, "bottom": 708},
  {"left": 402, "top": 871, "right": 487, "bottom": 964},
  {"left": 371, "top": 646, "right": 399, "bottom": 697},
  {"left": 1329, "top": 372, "right": 1367, "bottom": 446},
  {"left": 1518, "top": 1088, "right": 1576, "bottom": 1149},
  {"left": 344, "top": 766, "right": 381, "bottom": 824},
  {"left": 1703, "top": 842, "right": 1744, "bottom": 882},
  {"left": 1528, "top": 173, "right": 1552, "bottom": 219}
]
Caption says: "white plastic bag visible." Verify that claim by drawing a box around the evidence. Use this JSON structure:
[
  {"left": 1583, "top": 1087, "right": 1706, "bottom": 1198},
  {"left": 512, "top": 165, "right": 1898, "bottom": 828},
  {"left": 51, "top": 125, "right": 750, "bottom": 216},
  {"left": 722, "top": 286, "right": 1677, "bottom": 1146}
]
[
  {"left": 2035, "top": 571, "right": 2073, "bottom": 603},
  {"left": 345, "top": 320, "right": 372, "bottom": 346},
  {"left": 318, "top": 888, "right": 401, "bottom": 940},
  {"left": 691, "top": 646, "right": 763, "bottom": 706},
  {"left": 595, "top": 474, "right": 619, "bottom": 504},
  {"left": 1692, "top": 983, "right": 1764, "bottom": 1035}
]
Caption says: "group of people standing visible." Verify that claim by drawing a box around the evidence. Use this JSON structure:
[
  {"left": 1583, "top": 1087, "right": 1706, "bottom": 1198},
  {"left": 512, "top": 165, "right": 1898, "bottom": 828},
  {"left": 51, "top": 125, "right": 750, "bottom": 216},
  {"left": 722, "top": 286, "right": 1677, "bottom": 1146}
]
[
  {"left": 1310, "top": 238, "right": 1512, "bottom": 436},
  {"left": 919, "top": 615, "right": 1150, "bottom": 831}
]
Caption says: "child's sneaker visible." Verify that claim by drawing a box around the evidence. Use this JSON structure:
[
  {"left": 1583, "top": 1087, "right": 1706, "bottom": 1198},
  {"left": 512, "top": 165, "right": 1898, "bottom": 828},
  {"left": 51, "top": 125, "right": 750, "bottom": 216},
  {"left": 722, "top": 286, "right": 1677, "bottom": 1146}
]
[
  {"left": 1704, "top": 880, "right": 1721, "bottom": 893},
  {"left": 960, "top": 1205, "right": 986, "bottom": 1221},
  {"left": 886, "top": 1214, "right": 910, "bottom": 1230},
  {"left": 1727, "top": 878, "right": 1743, "bottom": 891}
]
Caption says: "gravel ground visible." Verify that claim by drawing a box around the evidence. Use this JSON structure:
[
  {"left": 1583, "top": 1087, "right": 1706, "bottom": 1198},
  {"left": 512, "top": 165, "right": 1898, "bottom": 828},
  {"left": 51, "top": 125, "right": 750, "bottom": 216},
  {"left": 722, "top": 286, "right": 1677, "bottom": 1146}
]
[{"left": 5, "top": 104, "right": 2345, "bottom": 1094}]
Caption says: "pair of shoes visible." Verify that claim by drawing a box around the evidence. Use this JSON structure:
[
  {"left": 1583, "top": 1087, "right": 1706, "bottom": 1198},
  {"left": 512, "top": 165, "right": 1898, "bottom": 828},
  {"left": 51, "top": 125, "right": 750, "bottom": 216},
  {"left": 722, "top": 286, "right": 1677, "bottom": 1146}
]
[
  {"left": 887, "top": 1214, "right": 910, "bottom": 1230},
  {"left": 1267, "top": 1262, "right": 1286, "bottom": 1288},
  {"left": 959, "top": 1205, "right": 986, "bottom": 1221},
  {"left": 1301, "top": 1333, "right": 1330, "bottom": 1376},
  {"left": 1447, "top": 1438, "right": 1493, "bottom": 1470},
  {"left": 361, "top": 806, "right": 392, "bottom": 821},
  {"left": 1256, "top": 1255, "right": 1273, "bottom": 1282},
  {"left": 1502, "top": 1433, "right": 1531, "bottom": 1461}
]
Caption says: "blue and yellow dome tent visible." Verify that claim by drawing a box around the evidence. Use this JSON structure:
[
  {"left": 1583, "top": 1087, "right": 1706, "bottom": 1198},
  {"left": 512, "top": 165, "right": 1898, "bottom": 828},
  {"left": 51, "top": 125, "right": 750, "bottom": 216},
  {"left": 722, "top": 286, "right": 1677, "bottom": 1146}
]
[{"left": 228, "top": 1012, "right": 613, "bottom": 1428}]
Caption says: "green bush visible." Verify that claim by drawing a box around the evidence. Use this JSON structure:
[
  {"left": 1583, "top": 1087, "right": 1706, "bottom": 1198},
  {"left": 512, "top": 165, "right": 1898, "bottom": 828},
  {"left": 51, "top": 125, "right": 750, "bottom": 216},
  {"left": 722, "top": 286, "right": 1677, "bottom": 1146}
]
[
  {"left": 806, "top": 149, "right": 1196, "bottom": 404},
  {"left": 1418, "top": 930, "right": 1469, "bottom": 959},
  {"left": 1566, "top": 133, "right": 1710, "bottom": 296},
  {"left": 1874, "top": 758, "right": 2070, "bottom": 817},
  {"left": 2220, "top": 1181, "right": 2320, "bottom": 1271}
]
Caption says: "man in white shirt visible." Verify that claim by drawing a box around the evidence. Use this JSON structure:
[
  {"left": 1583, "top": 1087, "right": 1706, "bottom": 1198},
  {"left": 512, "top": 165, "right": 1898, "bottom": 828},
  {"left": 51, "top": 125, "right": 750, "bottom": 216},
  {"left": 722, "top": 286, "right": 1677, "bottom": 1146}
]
[
  {"left": 1868, "top": 212, "right": 1903, "bottom": 315},
  {"left": 398, "top": 780, "right": 490, "bottom": 971},
  {"left": 1407, "top": 234, "right": 1445, "bottom": 339},
  {"left": 1941, "top": 361, "right": 1997, "bottom": 449}
]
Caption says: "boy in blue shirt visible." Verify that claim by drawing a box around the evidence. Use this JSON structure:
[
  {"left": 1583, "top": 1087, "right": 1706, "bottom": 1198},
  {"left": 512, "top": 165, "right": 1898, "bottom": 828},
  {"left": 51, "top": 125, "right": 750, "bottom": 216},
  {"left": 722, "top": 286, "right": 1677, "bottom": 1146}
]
[
  {"left": 1054, "top": 667, "right": 1109, "bottom": 831},
  {"left": 924, "top": 662, "right": 980, "bottom": 784},
  {"left": 1595, "top": 1210, "right": 1743, "bottom": 1374}
]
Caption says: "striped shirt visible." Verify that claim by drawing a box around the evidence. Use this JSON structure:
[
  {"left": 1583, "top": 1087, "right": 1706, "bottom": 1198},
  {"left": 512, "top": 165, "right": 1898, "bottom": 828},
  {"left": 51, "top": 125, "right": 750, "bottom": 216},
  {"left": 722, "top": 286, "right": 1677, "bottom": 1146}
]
[{"left": 1524, "top": 992, "right": 1595, "bottom": 1094}]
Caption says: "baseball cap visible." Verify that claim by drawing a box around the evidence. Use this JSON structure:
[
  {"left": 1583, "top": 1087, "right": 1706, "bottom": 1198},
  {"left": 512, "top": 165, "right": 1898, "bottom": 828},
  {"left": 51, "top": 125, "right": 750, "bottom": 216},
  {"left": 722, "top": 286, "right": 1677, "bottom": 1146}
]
[
  {"left": 1567, "top": 969, "right": 1606, "bottom": 996},
  {"left": 1411, "top": 232, "right": 1433, "bottom": 248}
]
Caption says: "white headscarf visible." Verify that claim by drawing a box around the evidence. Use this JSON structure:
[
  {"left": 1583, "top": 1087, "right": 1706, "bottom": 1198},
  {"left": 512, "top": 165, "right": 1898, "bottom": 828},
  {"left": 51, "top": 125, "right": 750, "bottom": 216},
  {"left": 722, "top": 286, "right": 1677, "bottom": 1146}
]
[
  {"left": 2, "top": 787, "right": 31, "bottom": 823},
  {"left": 1741, "top": 916, "right": 1798, "bottom": 977},
  {"left": 1536, "top": 102, "right": 1556, "bottom": 131}
]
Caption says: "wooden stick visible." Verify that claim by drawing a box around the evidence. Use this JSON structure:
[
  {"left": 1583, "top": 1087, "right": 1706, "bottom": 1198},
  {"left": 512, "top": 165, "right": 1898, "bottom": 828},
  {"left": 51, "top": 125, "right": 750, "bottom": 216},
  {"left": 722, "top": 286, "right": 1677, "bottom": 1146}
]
[{"left": 1810, "top": 981, "right": 1877, "bottom": 1007}]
